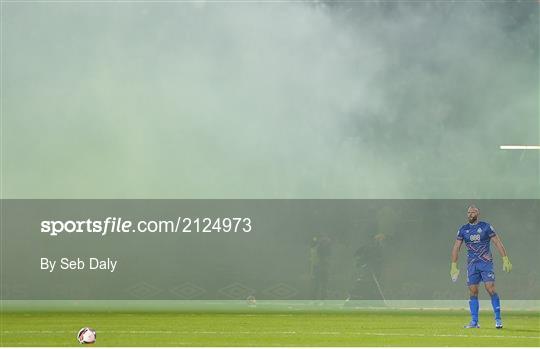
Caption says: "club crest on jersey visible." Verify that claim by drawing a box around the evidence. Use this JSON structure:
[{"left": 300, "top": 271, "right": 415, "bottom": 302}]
[
  {"left": 470, "top": 234, "right": 481, "bottom": 242},
  {"left": 477, "top": 228, "right": 482, "bottom": 233}
]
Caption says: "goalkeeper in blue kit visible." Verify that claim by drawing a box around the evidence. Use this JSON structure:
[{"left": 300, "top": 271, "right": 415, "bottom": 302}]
[{"left": 450, "top": 206, "right": 512, "bottom": 329}]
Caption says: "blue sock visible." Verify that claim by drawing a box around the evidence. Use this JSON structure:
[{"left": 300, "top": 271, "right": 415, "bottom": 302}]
[
  {"left": 469, "top": 296, "right": 479, "bottom": 324},
  {"left": 491, "top": 293, "right": 501, "bottom": 320}
]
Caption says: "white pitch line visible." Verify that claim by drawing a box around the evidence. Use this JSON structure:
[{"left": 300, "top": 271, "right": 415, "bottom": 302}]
[
  {"left": 362, "top": 332, "right": 540, "bottom": 339},
  {"left": 2, "top": 330, "right": 539, "bottom": 339},
  {"left": 500, "top": 145, "right": 540, "bottom": 150}
]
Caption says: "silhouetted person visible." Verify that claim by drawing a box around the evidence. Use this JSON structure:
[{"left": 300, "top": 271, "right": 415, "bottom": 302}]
[
  {"left": 348, "top": 233, "right": 385, "bottom": 302},
  {"left": 309, "top": 235, "right": 331, "bottom": 301}
]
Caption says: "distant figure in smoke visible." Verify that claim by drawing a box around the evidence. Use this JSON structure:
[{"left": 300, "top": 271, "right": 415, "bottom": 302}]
[
  {"left": 309, "top": 235, "right": 331, "bottom": 301},
  {"left": 347, "top": 233, "right": 386, "bottom": 304}
]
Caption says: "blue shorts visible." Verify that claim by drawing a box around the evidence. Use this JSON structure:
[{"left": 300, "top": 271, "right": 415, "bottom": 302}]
[{"left": 467, "top": 262, "right": 495, "bottom": 285}]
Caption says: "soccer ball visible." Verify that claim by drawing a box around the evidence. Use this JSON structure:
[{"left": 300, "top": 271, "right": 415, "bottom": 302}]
[{"left": 77, "top": 327, "right": 96, "bottom": 344}]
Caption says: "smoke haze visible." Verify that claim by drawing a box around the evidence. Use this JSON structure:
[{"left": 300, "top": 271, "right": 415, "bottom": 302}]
[{"left": 3, "top": 1, "right": 538, "bottom": 198}]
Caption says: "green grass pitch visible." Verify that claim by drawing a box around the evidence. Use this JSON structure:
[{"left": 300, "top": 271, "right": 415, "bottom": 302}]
[{"left": 1, "top": 309, "right": 539, "bottom": 346}]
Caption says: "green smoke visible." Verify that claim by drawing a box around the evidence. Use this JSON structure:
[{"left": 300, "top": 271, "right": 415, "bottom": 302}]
[{"left": 2, "top": 1, "right": 538, "bottom": 198}]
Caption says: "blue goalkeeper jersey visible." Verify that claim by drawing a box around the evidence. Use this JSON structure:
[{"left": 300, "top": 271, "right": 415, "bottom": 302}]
[{"left": 456, "top": 221, "right": 497, "bottom": 264}]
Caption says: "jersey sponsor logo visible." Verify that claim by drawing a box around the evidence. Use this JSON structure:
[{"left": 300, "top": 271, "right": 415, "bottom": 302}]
[
  {"left": 470, "top": 234, "right": 481, "bottom": 242},
  {"left": 477, "top": 228, "right": 482, "bottom": 233}
]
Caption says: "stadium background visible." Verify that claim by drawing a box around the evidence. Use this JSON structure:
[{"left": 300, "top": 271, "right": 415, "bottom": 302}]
[{"left": 2, "top": 0, "right": 539, "bottom": 303}]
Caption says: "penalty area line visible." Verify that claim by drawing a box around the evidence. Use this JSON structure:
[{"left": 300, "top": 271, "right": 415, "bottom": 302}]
[{"left": 499, "top": 145, "right": 540, "bottom": 150}]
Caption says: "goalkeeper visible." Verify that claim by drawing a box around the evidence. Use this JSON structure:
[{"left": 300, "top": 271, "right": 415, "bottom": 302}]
[{"left": 450, "top": 205, "right": 512, "bottom": 329}]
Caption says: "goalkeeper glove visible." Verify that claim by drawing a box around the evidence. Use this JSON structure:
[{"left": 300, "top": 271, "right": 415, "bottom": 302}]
[
  {"left": 502, "top": 256, "right": 512, "bottom": 272},
  {"left": 450, "top": 262, "right": 460, "bottom": 282}
]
